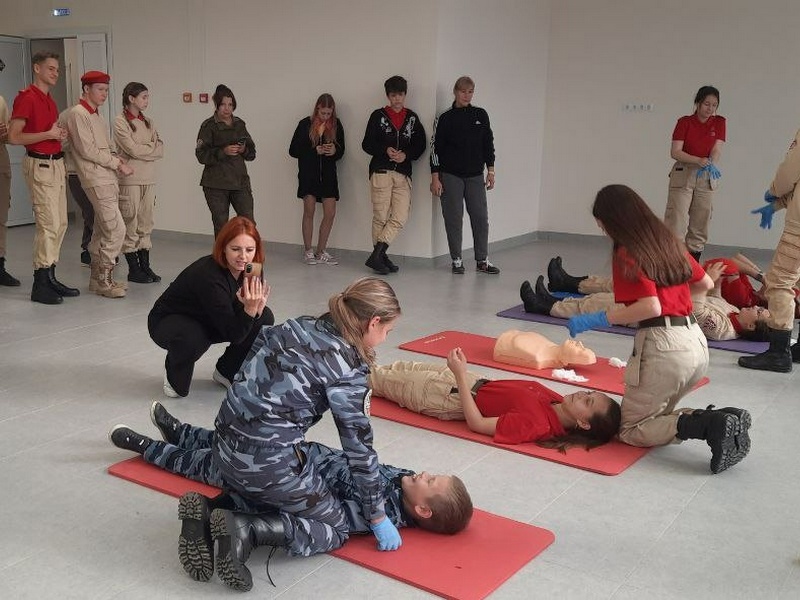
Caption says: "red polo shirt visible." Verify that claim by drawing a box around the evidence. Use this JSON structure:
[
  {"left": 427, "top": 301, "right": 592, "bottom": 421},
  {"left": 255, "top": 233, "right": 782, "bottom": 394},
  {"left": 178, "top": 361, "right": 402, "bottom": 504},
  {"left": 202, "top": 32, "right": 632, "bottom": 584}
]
[
  {"left": 475, "top": 380, "right": 566, "bottom": 445},
  {"left": 612, "top": 247, "right": 705, "bottom": 317},
  {"left": 672, "top": 114, "right": 726, "bottom": 158},
  {"left": 11, "top": 84, "right": 61, "bottom": 154}
]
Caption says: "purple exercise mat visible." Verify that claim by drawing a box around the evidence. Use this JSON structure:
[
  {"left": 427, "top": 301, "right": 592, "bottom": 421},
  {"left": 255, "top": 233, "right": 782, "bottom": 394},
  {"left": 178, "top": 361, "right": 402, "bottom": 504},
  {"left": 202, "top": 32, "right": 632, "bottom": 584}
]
[{"left": 496, "top": 304, "right": 769, "bottom": 354}]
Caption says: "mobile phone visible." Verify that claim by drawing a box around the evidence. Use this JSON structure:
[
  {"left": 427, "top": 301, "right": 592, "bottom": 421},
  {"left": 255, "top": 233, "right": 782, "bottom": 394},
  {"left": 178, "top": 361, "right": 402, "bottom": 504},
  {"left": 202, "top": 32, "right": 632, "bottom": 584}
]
[{"left": 244, "top": 262, "right": 262, "bottom": 279}]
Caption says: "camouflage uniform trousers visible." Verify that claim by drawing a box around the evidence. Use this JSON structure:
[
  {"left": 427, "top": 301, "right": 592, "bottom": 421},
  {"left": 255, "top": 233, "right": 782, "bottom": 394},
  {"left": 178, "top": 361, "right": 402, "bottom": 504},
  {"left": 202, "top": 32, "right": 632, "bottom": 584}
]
[{"left": 144, "top": 422, "right": 349, "bottom": 557}]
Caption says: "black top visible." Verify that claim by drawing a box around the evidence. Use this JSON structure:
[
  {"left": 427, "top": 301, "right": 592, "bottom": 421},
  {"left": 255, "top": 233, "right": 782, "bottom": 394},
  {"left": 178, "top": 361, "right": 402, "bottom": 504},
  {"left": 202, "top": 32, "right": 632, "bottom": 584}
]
[
  {"left": 195, "top": 114, "right": 256, "bottom": 190},
  {"left": 289, "top": 116, "right": 345, "bottom": 199},
  {"left": 149, "top": 255, "right": 257, "bottom": 344},
  {"left": 361, "top": 107, "right": 426, "bottom": 179},
  {"left": 430, "top": 103, "right": 495, "bottom": 178}
]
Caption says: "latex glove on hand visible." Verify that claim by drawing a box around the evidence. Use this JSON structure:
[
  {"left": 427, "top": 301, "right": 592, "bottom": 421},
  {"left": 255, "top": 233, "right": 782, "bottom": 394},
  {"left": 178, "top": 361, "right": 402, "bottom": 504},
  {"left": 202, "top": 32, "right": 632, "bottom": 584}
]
[
  {"left": 751, "top": 203, "right": 776, "bottom": 229},
  {"left": 697, "top": 163, "right": 721, "bottom": 180},
  {"left": 567, "top": 311, "right": 610, "bottom": 338},
  {"left": 764, "top": 190, "right": 778, "bottom": 203},
  {"left": 370, "top": 517, "right": 402, "bottom": 551}
]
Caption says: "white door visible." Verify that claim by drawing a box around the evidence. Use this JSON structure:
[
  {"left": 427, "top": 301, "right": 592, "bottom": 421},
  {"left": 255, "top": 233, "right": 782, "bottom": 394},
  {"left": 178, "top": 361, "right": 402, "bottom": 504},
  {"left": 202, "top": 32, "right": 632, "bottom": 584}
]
[
  {"left": 0, "top": 35, "right": 33, "bottom": 225},
  {"left": 75, "top": 33, "right": 112, "bottom": 127}
]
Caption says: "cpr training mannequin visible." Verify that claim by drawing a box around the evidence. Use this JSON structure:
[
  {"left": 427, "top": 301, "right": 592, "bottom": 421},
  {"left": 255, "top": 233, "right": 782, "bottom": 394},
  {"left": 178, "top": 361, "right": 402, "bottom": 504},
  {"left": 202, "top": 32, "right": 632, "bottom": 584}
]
[{"left": 493, "top": 329, "right": 597, "bottom": 369}]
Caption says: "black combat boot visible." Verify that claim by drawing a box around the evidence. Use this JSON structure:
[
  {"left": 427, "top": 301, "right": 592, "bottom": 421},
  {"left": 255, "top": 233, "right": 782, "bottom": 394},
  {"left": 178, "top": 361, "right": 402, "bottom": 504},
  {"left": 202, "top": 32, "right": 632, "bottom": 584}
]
[
  {"left": 125, "top": 252, "right": 153, "bottom": 283},
  {"left": 547, "top": 256, "right": 587, "bottom": 293},
  {"left": 365, "top": 242, "right": 390, "bottom": 275},
  {"left": 48, "top": 264, "right": 80, "bottom": 297},
  {"left": 737, "top": 328, "right": 793, "bottom": 373},
  {"left": 177, "top": 492, "right": 236, "bottom": 582},
  {"left": 138, "top": 248, "right": 161, "bottom": 282},
  {"left": 520, "top": 276, "right": 557, "bottom": 314},
  {"left": 108, "top": 425, "right": 154, "bottom": 455},
  {"left": 792, "top": 342, "right": 800, "bottom": 363},
  {"left": 150, "top": 400, "right": 182, "bottom": 444},
  {"left": 676, "top": 406, "right": 751, "bottom": 473},
  {"left": 31, "top": 268, "right": 62, "bottom": 304},
  {"left": 380, "top": 244, "right": 399, "bottom": 273},
  {"left": 211, "top": 509, "right": 286, "bottom": 591},
  {"left": 0, "top": 257, "right": 20, "bottom": 286}
]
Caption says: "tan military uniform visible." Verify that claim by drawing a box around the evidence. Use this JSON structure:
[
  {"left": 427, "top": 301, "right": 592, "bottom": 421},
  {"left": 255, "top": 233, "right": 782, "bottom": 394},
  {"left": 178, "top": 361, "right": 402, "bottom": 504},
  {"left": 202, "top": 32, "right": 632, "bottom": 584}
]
[{"left": 113, "top": 112, "right": 163, "bottom": 252}]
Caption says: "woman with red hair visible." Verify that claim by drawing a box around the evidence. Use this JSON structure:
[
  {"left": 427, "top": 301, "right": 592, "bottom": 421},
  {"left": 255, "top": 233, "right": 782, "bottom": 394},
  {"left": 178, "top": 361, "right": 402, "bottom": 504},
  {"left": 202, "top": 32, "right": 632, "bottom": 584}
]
[
  {"left": 289, "top": 93, "right": 345, "bottom": 265},
  {"left": 148, "top": 217, "right": 273, "bottom": 397}
]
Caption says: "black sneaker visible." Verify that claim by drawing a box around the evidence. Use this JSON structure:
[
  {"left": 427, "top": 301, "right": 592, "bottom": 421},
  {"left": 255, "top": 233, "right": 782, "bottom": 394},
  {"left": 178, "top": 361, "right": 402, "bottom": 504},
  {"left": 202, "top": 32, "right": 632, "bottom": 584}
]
[
  {"left": 178, "top": 491, "right": 214, "bottom": 582},
  {"left": 451, "top": 258, "right": 465, "bottom": 274},
  {"left": 150, "top": 401, "right": 182, "bottom": 445},
  {"left": 477, "top": 260, "right": 500, "bottom": 274},
  {"left": 108, "top": 425, "right": 153, "bottom": 455}
]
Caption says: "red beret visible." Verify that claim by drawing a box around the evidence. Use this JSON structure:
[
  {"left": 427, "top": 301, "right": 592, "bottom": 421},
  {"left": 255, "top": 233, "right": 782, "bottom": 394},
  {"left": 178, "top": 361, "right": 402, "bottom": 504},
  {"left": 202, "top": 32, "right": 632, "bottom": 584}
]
[{"left": 81, "top": 70, "right": 110, "bottom": 85}]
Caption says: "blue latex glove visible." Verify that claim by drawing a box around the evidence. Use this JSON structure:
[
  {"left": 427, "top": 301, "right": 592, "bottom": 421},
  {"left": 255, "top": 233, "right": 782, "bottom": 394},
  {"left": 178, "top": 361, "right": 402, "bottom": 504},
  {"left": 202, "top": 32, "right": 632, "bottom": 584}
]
[
  {"left": 751, "top": 203, "right": 776, "bottom": 229},
  {"left": 567, "top": 311, "right": 610, "bottom": 337},
  {"left": 764, "top": 190, "right": 778, "bottom": 203},
  {"left": 697, "top": 163, "right": 721, "bottom": 180},
  {"left": 370, "top": 517, "right": 402, "bottom": 551}
]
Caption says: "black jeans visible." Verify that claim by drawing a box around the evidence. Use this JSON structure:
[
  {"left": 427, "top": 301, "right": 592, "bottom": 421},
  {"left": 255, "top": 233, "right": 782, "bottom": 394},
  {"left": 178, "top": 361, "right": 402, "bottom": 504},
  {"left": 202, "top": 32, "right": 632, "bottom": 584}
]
[{"left": 148, "top": 307, "right": 274, "bottom": 396}]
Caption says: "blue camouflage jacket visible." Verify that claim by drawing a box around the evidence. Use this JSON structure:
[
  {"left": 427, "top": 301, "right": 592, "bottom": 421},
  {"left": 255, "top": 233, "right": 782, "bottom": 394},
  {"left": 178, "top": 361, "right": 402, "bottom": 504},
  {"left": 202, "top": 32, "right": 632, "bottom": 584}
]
[{"left": 215, "top": 315, "right": 385, "bottom": 520}]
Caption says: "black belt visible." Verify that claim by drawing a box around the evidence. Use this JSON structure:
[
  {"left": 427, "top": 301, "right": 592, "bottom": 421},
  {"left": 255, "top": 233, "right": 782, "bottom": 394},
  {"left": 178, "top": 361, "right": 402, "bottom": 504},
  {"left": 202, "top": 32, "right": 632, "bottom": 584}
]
[
  {"left": 451, "top": 378, "right": 490, "bottom": 396},
  {"left": 373, "top": 169, "right": 389, "bottom": 174},
  {"left": 27, "top": 151, "right": 64, "bottom": 160},
  {"left": 639, "top": 314, "right": 697, "bottom": 328}
]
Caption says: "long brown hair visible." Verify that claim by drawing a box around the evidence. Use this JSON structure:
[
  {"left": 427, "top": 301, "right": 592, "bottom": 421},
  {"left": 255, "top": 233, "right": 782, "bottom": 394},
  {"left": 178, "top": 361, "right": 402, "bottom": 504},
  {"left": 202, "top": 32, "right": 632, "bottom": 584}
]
[
  {"left": 212, "top": 216, "right": 264, "bottom": 268},
  {"left": 592, "top": 185, "right": 692, "bottom": 286},
  {"left": 309, "top": 93, "right": 338, "bottom": 146},
  {"left": 537, "top": 396, "right": 621, "bottom": 453},
  {"left": 327, "top": 277, "right": 400, "bottom": 366}
]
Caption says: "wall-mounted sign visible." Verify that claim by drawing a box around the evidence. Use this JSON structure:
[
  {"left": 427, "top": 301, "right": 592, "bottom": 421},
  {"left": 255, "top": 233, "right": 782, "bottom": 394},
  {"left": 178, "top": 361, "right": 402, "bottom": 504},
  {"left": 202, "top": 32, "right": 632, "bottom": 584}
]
[{"left": 53, "top": 8, "right": 71, "bottom": 17}]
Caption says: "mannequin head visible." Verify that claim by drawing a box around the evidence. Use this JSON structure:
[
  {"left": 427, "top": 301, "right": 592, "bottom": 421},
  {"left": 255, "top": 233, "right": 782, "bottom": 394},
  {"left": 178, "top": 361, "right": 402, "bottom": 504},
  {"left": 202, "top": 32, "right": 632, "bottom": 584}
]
[{"left": 558, "top": 339, "right": 596, "bottom": 365}]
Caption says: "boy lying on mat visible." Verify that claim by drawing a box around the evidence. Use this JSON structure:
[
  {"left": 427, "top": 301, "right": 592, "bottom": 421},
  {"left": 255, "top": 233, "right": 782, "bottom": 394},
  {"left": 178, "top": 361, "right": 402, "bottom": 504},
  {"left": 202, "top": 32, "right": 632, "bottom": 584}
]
[
  {"left": 521, "top": 256, "right": 770, "bottom": 342},
  {"left": 370, "top": 348, "right": 620, "bottom": 452},
  {"left": 109, "top": 405, "right": 472, "bottom": 592}
]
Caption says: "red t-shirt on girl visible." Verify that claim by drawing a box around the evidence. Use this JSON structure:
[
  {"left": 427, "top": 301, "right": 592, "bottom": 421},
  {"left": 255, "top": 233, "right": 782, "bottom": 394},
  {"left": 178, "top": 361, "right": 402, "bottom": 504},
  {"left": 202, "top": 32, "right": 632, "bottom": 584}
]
[{"left": 672, "top": 114, "right": 726, "bottom": 158}]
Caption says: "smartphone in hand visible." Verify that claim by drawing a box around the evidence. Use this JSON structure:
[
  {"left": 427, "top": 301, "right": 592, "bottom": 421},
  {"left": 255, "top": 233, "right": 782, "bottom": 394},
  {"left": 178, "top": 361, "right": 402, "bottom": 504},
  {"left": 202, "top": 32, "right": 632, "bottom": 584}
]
[{"left": 244, "top": 262, "right": 262, "bottom": 280}]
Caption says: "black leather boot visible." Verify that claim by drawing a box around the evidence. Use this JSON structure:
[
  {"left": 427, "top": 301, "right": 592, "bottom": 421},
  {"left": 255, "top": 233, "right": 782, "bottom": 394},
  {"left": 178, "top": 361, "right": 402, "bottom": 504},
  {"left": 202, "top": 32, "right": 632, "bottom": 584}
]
[
  {"left": 31, "top": 268, "right": 62, "bottom": 304},
  {"left": 125, "top": 252, "right": 153, "bottom": 283},
  {"left": 211, "top": 509, "right": 286, "bottom": 591},
  {"left": 792, "top": 342, "right": 800, "bottom": 363},
  {"left": 138, "top": 248, "right": 161, "bottom": 282},
  {"left": 380, "top": 244, "right": 399, "bottom": 273},
  {"left": 0, "top": 257, "right": 20, "bottom": 286},
  {"left": 520, "top": 276, "right": 557, "bottom": 314},
  {"left": 547, "top": 256, "right": 587, "bottom": 293},
  {"left": 737, "top": 328, "right": 793, "bottom": 373},
  {"left": 48, "top": 264, "right": 80, "bottom": 296},
  {"left": 676, "top": 406, "right": 751, "bottom": 473},
  {"left": 365, "top": 242, "right": 390, "bottom": 275},
  {"left": 178, "top": 492, "right": 237, "bottom": 583}
]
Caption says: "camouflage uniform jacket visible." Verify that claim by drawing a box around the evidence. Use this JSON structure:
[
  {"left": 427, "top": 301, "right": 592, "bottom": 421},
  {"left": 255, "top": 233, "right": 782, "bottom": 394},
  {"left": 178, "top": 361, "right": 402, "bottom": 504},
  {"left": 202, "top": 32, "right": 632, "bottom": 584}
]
[
  {"left": 305, "top": 441, "right": 414, "bottom": 532},
  {"left": 215, "top": 315, "right": 386, "bottom": 520}
]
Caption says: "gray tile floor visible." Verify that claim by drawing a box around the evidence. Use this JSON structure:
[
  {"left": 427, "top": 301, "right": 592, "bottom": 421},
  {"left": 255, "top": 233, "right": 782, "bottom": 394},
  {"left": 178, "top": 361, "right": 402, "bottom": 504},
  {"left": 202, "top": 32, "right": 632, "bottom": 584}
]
[{"left": 0, "top": 223, "right": 797, "bottom": 599}]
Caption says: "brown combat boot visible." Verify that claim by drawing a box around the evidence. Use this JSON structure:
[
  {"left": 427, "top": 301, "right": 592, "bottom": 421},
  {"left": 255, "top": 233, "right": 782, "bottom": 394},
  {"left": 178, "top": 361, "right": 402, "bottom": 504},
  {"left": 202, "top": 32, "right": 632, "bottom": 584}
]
[{"left": 94, "top": 265, "right": 126, "bottom": 298}]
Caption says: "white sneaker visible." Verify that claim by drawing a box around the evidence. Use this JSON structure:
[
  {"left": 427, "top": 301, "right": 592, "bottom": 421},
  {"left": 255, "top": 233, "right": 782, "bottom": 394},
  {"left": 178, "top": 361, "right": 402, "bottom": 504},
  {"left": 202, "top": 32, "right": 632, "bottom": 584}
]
[
  {"left": 316, "top": 251, "right": 339, "bottom": 265},
  {"left": 163, "top": 373, "right": 180, "bottom": 398},
  {"left": 212, "top": 368, "right": 232, "bottom": 389},
  {"left": 304, "top": 250, "right": 317, "bottom": 265}
]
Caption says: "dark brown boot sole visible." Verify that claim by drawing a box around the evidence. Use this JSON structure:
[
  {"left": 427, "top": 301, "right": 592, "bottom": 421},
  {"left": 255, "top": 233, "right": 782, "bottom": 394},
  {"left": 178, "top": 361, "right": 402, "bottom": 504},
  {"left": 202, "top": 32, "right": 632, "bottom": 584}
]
[{"left": 178, "top": 492, "right": 213, "bottom": 582}]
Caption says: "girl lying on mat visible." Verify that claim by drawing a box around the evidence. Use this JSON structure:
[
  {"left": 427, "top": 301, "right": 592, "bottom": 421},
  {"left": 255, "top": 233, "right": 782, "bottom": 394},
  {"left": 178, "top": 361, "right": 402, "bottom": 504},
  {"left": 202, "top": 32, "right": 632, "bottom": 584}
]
[
  {"left": 369, "top": 348, "right": 621, "bottom": 452},
  {"left": 521, "top": 257, "right": 770, "bottom": 342},
  {"left": 109, "top": 405, "right": 472, "bottom": 592}
]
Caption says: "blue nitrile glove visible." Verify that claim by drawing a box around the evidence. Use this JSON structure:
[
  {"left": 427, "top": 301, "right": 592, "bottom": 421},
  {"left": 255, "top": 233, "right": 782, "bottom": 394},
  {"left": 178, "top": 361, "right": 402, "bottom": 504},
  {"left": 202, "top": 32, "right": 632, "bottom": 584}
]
[
  {"left": 751, "top": 203, "right": 776, "bottom": 229},
  {"left": 697, "top": 163, "right": 721, "bottom": 180},
  {"left": 764, "top": 190, "right": 778, "bottom": 203},
  {"left": 370, "top": 517, "right": 402, "bottom": 551},
  {"left": 567, "top": 311, "right": 610, "bottom": 338}
]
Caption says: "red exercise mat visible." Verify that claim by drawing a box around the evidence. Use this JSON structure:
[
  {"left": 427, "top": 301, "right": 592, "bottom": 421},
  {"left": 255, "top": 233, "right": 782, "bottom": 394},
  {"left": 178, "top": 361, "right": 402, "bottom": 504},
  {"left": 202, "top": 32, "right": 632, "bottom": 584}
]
[
  {"left": 371, "top": 396, "right": 647, "bottom": 475},
  {"left": 398, "top": 330, "right": 709, "bottom": 396},
  {"left": 108, "top": 457, "right": 554, "bottom": 600}
]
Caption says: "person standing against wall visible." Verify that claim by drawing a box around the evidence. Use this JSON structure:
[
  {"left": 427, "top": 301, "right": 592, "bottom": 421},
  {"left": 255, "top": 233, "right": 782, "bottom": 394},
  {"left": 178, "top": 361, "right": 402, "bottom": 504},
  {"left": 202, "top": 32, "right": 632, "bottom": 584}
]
[
  {"left": 430, "top": 76, "right": 499, "bottom": 275},
  {"left": 289, "top": 93, "right": 345, "bottom": 266},
  {"left": 664, "top": 85, "right": 725, "bottom": 262},
  {"left": 361, "top": 76, "right": 426, "bottom": 275},
  {"left": 64, "top": 70, "right": 132, "bottom": 298},
  {"left": 58, "top": 108, "right": 94, "bottom": 267},
  {"left": 8, "top": 51, "right": 77, "bottom": 304},
  {"left": 0, "top": 95, "right": 21, "bottom": 287},
  {"left": 114, "top": 82, "right": 165, "bottom": 283},
  {"left": 196, "top": 85, "right": 256, "bottom": 237}
]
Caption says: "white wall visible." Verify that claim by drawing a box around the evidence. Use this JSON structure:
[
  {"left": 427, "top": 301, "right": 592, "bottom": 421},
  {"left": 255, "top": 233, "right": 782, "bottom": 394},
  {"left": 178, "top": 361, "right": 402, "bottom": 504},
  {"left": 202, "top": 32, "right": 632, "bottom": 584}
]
[
  {"left": 0, "top": 0, "right": 551, "bottom": 258},
  {"left": 541, "top": 0, "right": 800, "bottom": 250}
]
